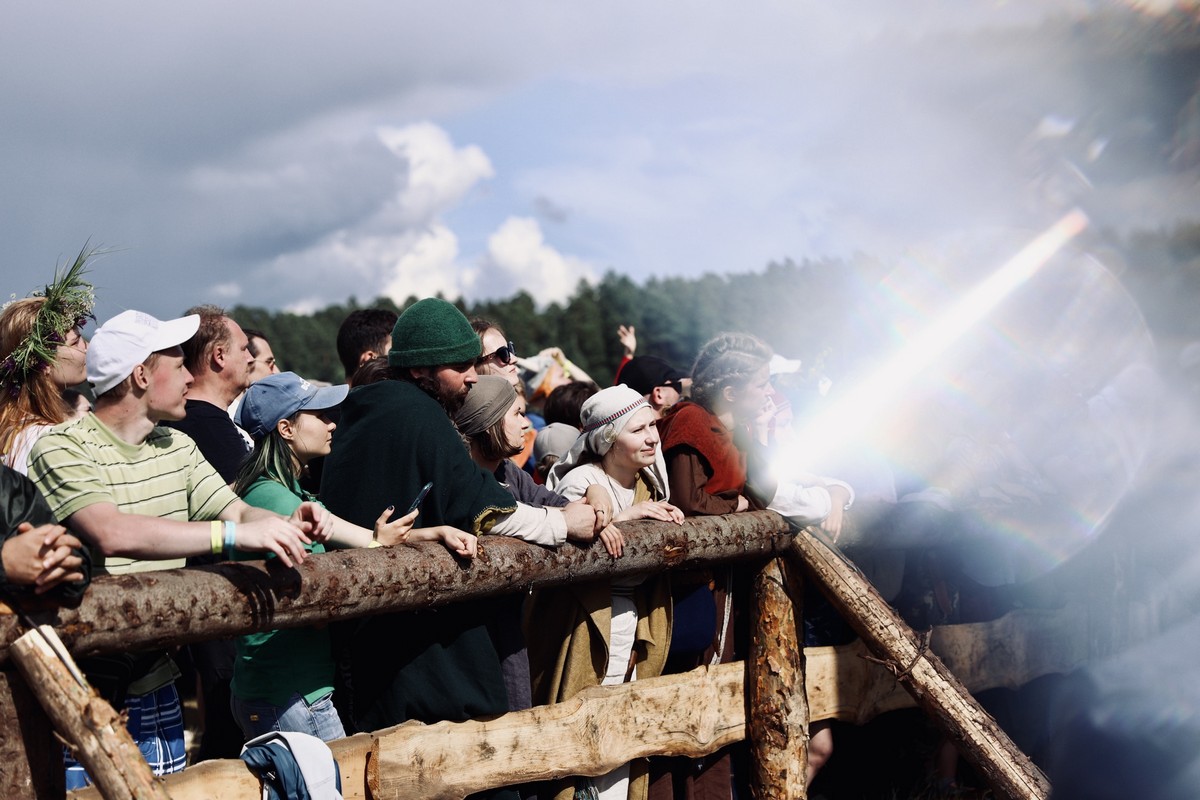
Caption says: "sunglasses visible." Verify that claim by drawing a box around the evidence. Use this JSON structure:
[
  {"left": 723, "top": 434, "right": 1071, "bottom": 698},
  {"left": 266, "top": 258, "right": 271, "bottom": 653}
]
[{"left": 479, "top": 341, "right": 517, "bottom": 366}]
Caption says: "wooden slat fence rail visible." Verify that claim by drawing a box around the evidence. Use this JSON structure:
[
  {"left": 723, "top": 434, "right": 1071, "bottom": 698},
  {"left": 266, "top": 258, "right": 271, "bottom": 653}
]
[{"left": 0, "top": 512, "right": 1088, "bottom": 799}]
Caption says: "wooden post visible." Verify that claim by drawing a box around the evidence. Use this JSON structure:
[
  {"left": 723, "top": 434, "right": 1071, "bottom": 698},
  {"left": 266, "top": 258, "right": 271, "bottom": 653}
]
[
  {"left": 787, "top": 529, "right": 1052, "bottom": 800},
  {"left": 10, "top": 625, "right": 170, "bottom": 800},
  {"left": 748, "top": 557, "right": 808, "bottom": 799},
  {"left": 0, "top": 667, "right": 64, "bottom": 799}
]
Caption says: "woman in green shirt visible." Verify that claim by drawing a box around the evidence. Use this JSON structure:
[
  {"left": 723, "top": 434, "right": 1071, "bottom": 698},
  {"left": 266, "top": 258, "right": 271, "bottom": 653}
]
[{"left": 231, "top": 371, "right": 476, "bottom": 741}]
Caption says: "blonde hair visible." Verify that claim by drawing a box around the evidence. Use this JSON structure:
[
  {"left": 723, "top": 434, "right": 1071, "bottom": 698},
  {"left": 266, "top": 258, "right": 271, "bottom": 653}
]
[{"left": 0, "top": 298, "right": 71, "bottom": 455}]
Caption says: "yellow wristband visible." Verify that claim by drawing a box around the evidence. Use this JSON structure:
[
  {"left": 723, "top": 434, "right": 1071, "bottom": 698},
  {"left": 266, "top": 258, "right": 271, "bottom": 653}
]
[
  {"left": 367, "top": 541, "right": 383, "bottom": 548},
  {"left": 210, "top": 521, "right": 223, "bottom": 555}
]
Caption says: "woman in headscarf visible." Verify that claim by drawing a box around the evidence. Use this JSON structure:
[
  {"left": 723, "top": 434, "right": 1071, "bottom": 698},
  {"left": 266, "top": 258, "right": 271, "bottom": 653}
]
[
  {"left": 0, "top": 247, "right": 96, "bottom": 474},
  {"left": 655, "top": 332, "right": 853, "bottom": 794},
  {"left": 531, "top": 385, "right": 683, "bottom": 800}
]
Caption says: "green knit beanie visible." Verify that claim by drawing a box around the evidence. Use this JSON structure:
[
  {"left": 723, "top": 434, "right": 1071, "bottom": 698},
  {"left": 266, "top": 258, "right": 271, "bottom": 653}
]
[{"left": 387, "top": 298, "right": 482, "bottom": 368}]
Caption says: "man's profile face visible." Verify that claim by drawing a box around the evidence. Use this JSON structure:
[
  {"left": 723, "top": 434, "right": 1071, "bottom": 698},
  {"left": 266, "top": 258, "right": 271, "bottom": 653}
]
[
  {"left": 225, "top": 318, "right": 254, "bottom": 391},
  {"left": 431, "top": 360, "right": 477, "bottom": 415},
  {"left": 247, "top": 336, "right": 278, "bottom": 384},
  {"left": 144, "top": 346, "right": 193, "bottom": 423}
]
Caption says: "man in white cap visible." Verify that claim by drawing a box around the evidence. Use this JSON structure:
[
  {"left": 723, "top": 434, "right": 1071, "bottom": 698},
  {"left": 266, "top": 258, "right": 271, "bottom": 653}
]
[{"left": 28, "top": 309, "right": 330, "bottom": 788}]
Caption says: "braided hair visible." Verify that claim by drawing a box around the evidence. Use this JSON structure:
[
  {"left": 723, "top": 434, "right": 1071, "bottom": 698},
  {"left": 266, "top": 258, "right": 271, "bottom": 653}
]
[{"left": 689, "top": 332, "right": 773, "bottom": 413}]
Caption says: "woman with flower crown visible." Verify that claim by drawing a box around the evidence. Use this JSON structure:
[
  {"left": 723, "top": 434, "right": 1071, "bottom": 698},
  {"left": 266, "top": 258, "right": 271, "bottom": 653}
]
[{"left": 0, "top": 247, "right": 97, "bottom": 474}]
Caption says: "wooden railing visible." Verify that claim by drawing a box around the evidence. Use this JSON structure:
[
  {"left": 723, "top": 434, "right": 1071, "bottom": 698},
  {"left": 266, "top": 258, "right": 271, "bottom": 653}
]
[{"left": 0, "top": 510, "right": 1111, "bottom": 799}]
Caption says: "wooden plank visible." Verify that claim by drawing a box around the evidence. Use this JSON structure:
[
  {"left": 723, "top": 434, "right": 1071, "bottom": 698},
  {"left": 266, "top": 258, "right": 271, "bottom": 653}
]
[
  {"left": 370, "top": 663, "right": 744, "bottom": 800},
  {"left": 84, "top": 599, "right": 1089, "bottom": 800}
]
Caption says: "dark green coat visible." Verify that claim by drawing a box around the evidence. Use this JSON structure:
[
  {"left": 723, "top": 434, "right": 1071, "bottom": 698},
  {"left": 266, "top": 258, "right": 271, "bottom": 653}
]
[{"left": 321, "top": 380, "right": 517, "bottom": 737}]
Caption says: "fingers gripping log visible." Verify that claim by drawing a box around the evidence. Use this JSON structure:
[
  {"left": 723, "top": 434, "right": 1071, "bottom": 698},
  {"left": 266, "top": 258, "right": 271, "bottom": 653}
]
[
  {"left": 786, "top": 529, "right": 1052, "bottom": 800},
  {"left": 10, "top": 625, "right": 170, "bottom": 800}
]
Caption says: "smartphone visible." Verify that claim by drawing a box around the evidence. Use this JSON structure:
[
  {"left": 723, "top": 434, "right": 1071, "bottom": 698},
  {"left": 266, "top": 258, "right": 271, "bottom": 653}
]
[{"left": 405, "top": 482, "right": 434, "bottom": 516}]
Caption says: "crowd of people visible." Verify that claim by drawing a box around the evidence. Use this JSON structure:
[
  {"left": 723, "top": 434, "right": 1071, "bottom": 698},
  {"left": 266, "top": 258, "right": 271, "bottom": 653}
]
[{"left": 0, "top": 253, "right": 868, "bottom": 799}]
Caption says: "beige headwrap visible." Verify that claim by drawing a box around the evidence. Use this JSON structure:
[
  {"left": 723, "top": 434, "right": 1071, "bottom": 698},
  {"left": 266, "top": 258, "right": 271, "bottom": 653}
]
[
  {"left": 546, "top": 384, "right": 668, "bottom": 496},
  {"left": 454, "top": 375, "right": 517, "bottom": 436}
]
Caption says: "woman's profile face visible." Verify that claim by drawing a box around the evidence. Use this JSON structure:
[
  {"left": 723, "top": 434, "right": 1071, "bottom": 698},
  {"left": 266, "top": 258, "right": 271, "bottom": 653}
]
[
  {"left": 51, "top": 328, "right": 88, "bottom": 388},
  {"left": 731, "top": 364, "right": 772, "bottom": 425},
  {"left": 288, "top": 410, "right": 337, "bottom": 465},
  {"left": 478, "top": 328, "right": 520, "bottom": 385},
  {"left": 502, "top": 396, "right": 530, "bottom": 452},
  {"left": 606, "top": 406, "right": 660, "bottom": 472}
]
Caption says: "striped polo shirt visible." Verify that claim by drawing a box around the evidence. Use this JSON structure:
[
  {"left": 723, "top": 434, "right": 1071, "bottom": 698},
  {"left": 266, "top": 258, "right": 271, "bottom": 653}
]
[{"left": 29, "top": 413, "right": 238, "bottom": 575}]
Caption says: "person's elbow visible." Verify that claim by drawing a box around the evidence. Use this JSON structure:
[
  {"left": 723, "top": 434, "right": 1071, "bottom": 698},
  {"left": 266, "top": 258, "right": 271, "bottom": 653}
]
[{"left": 64, "top": 511, "right": 129, "bottom": 557}]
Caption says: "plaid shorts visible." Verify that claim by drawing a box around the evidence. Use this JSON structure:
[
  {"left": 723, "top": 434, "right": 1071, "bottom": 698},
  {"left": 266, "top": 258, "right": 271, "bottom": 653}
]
[{"left": 64, "top": 683, "right": 187, "bottom": 789}]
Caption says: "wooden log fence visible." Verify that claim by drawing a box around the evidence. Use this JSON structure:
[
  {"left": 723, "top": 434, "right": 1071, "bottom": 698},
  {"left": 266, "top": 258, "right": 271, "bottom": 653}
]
[{"left": 0, "top": 511, "right": 1099, "bottom": 799}]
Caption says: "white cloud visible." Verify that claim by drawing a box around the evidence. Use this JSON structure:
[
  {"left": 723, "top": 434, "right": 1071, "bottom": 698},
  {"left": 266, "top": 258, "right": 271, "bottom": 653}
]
[
  {"left": 209, "top": 281, "right": 242, "bottom": 300},
  {"left": 381, "top": 224, "right": 481, "bottom": 302},
  {"left": 481, "top": 217, "right": 597, "bottom": 305},
  {"left": 377, "top": 122, "right": 495, "bottom": 226}
]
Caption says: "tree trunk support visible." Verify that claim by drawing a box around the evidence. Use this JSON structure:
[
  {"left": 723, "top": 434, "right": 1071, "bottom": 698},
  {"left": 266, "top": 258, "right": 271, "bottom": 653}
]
[
  {"left": 748, "top": 557, "right": 809, "bottom": 799},
  {"left": 787, "top": 528, "right": 1052, "bottom": 800},
  {"left": 0, "top": 666, "right": 64, "bottom": 798},
  {"left": 10, "top": 625, "right": 170, "bottom": 800}
]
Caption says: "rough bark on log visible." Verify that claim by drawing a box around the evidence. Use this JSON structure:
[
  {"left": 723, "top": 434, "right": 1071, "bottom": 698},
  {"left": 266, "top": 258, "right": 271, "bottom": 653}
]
[
  {"left": 787, "top": 530, "right": 1052, "bottom": 800},
  {"left": 370, "top": 663, "right": 745, "bottom": 800},
  {"left": 811, "top": 603, "right": 1091, "bottom": 725},
  {"left": 10, "top": 625, "right": 169, "bottom": 800},
  {"left": 69, "top": 598, "right": 1090, "bottom": 800},
  {"left": 0, "top": 667, "right": 64, "bottom": 799},
  {"left": 0, "top": 512, "right": 791, "bottom": 665},
  {"left": 748, "top": 557, "right": 808, "bottom": 799}
]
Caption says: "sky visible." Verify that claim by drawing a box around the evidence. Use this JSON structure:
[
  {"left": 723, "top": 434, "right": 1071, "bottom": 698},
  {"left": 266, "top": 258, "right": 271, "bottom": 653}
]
[{"left": 2, "top": 0, "right": 1197, "bottom": 321}]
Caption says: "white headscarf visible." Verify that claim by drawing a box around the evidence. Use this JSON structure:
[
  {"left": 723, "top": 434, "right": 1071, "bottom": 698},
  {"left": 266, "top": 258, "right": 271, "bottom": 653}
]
[{"left": 546, "top": 384, "right": 669, "bottom": 497}]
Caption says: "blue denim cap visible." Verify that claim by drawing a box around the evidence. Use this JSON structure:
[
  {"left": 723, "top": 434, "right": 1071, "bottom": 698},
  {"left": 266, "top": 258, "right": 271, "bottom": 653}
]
[{"left": 237, "top": 371, "right": 349, "bottom": 439}]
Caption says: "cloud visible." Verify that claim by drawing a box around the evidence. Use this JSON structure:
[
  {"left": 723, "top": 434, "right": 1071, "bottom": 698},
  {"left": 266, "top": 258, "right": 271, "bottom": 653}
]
[
  {"left": 377, "top": 122, "right": 495, "bottom": 225},
  {"left": 224, "top": 121, "right": 494, "bottom": 309},
  {"left": 480, "top": 217, "right": 597, "bottom": 305},
  {"left": 0, "top": 0, "right": 1195, "bottom": 320}
]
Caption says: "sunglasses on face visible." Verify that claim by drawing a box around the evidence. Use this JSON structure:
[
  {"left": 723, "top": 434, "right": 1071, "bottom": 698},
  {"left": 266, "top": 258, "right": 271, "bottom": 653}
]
[{"left": 479, "top": 341, "right": 517, "bottom": 367}]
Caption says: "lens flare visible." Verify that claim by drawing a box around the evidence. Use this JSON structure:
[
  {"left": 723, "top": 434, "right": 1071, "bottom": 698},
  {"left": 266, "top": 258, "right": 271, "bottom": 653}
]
[{"left": 776, "top": 210, "right": 1158, "bottom": 580}]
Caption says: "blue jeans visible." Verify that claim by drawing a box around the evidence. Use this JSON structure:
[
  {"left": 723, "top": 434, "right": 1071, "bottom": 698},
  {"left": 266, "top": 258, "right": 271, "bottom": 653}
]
[{"left": 231, "top": 690, "right": 346, "bottom": 743}]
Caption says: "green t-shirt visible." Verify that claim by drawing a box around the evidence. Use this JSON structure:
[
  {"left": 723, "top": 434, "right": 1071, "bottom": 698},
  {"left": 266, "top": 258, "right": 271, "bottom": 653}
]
[{"left": 231, "top": 477, "right": 334, "bottom": 706}]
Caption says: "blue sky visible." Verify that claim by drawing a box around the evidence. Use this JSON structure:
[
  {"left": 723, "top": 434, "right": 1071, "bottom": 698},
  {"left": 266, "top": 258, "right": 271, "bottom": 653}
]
[{"left": 2, "top": 0, "right": 1196, "bottom": 321}]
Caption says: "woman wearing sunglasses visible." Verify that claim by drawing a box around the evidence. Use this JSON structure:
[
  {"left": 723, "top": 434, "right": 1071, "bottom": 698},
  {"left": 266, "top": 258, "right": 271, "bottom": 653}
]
[{"left": 471, "top": 319, "right": 521, "bottom": 387}]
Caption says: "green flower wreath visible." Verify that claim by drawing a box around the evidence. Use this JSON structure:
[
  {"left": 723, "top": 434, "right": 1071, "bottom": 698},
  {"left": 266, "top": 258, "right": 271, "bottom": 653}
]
[{"left": 0, "top": 245, "right": 98, "bottom": 395}]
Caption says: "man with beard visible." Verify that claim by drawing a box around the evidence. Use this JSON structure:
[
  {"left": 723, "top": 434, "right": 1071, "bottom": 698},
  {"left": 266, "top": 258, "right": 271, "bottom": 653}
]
[{"left": 320, "top": 299, "right": 598, "bottom": 783}]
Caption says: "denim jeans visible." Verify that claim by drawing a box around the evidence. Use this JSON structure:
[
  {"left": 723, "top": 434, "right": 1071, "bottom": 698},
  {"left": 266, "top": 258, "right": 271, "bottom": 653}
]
[{"left": 231, "top": 690, "right": 346, "bottom": 743}]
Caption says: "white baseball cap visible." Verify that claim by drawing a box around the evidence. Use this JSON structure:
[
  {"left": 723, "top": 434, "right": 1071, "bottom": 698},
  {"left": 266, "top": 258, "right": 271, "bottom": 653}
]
[{"left": 87, "top": 310, "right": 200, "bottom": 395}]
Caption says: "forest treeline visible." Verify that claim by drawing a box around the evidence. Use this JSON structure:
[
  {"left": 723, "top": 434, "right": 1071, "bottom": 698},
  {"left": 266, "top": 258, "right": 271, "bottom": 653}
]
[{"left": 231, "top": 221, "right": 1200, "bottom": 386}]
